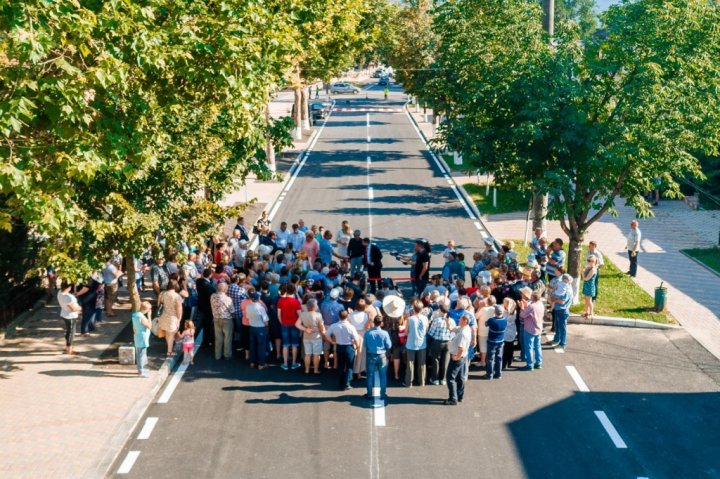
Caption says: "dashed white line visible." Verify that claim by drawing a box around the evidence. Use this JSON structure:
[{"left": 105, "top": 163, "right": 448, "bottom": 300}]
[
  {"left": 594, "top": 411, "right": 628, "bottom": 449},
  {"left": 372, "top": 370, "right": 386, "bottom": 427},
  {"left": 565, "top": 366, "right": 590, "bottom": 392},
  {"left": 368, "top": 187, "right": 374, "bottom": 201},
  {"left": 157, "top": 330, "right": 203, "bottom": 404},
  {"left": 117, "top": 450, "right": 140, "bottom": 475},
  {"left": 136, "top": 417, "right": 159, "bottom": 440},
  {"left": 473, "top": 221, "right": 482, "bottom": 230}
]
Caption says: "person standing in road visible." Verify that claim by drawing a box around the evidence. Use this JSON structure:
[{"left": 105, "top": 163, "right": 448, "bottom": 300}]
[
  {"left": 296, "top": 298, "right": 325, "bottom": 374},
  {"left": 520, "top": 289, "right": 544, "bottom": 371},
  {"left": 132, "top": 301, "right": 153, "bottom": 377},
  {"left": 348, "top": 230, "right": 365, "bottom": 276},
  {"left": 324, "top": 310, "right": 360, "bottom": 390},
  {"left": 427, "top": 303, "right": 452, "bottom": 385},
  {"left": 57, "top": 282, "right": 81, "bottom": 355},
  {"left": 551, "top": 274, "right": 573, "bottom": 349},
  {"left": 404, "top": 300, "right": 429, "bottom": 387},
  {"left": 278, "top": 284, "right": 302, "bottom": 370},
  {"left": 196, "top": 268, "right": 215, "bottom": 348},
  {"left": 383, "top": 87, "right": 389, "bottom": 99},
  {"left": 363, "top": 316, "right": 392, "bottom": 401},
  {"left": 363, "top": 237, "right": 383, "bottom": 294},
  {"left": 444, "top": 313, "right": 471, "bottom": 405},
  {"left": 414, "top": 240, "right": 431, "bottom": 297},
  {"left": 625, "top": 220, "right": 642, "bottom": 277},
  {"left": 210, "top": 282, "right": 235, "bottom": 360},
  {"left": 246, "top": 292, "right": 270, "bottom": 370},
  {"left": 483, "top": 305, "right": 507, "bottom": 380}
]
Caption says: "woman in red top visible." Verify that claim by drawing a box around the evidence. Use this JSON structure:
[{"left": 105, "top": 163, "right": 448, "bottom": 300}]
[{"left": 277, "top": 284, "right": 303, "bottom": 370}]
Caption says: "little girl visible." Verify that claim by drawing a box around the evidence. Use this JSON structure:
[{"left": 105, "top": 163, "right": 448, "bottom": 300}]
[{"left": 179, "top": 320, "right": 195, "bottom": 366}]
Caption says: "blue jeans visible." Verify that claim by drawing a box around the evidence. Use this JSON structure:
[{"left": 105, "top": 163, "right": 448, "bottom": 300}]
[
  {"left": 486, "top": 341, "right": 504, "bottom": 378},
  {"left": 446, "top": 358, "right": 465, "bottom": 402},
  {"left": 350, "top": 257, "right": 364, "bottom": 276},
  {"left": 249, "top": 326, "right": 268, "bottom": 366},
  {"left": 555, "top": 309, "right": 569, "bottom": 346},
  {"left": 81, "top": 307, "right": 96, "bottom": 334},
  {"left": 523, "top": 333, "right": 542, "bottom": 368},
  {"left": 366, "top": 353, "right": 388, "bottom": 397},
  {"left": 135, "top": 346, "right": 148, "bottom": 375},
  {"left": 336, "top": 345, "right": 356, "bottom": 389},
  {"left": 281, "top": 325, "right": 300, "bottom": 348}
]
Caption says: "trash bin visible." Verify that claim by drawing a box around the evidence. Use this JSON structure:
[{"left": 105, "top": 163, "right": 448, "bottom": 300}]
[{"left": 654, "top": 282, "right": 667, "bottom": 312}]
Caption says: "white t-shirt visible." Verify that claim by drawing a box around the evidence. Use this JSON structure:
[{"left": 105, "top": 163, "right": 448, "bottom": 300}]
[
  {"left": 58, "top": 291, "right": 79, "bottom": 319},
  {"left": 449, "top": 325, "right": 471, "bottom": 357},
  {"left": 348, "top": 310, "right": 368, "bottom": 334},
  {"left": 335, "top": 230, "right": 351, "bottom": 256}
]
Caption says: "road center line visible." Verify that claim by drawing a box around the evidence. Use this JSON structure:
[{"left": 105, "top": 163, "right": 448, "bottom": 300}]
[
  {"left": 372, "top": 370, "right": 386, "bottom": 427},
  {"left": 136, "top": 416, "right": 159, "bottom": 440},
  {"left": 594, "top": 411, "right": 628, "bottom": 449},
  {"left": 117, "top": 450, "right": 140, "bottom": 475},
  {"left": 565, "top": 365, "right": 590, "bottom": 392},
  {"left": 157, "top": 330, "right": 203, "bottom": 404},
  {"left": 368, "top": 187, "right": 374, "bottom": 201}
]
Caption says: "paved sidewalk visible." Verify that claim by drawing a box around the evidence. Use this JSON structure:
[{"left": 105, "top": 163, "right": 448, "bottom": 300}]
[
  {"left": 0, "top": 288, "right": 170, "bottom": 478},
  {"left": 410, "top": 106, "right": 720, "bottom": 362}
]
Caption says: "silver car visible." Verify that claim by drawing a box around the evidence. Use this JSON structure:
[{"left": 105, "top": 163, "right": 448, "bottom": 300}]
[{"left": 331, "top": 82, "right": 360, "bottom": 94}]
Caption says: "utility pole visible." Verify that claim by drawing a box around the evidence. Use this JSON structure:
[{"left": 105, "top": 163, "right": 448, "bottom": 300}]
[{"left": 531, "top": 0, "right": 554, "bottom": 232}]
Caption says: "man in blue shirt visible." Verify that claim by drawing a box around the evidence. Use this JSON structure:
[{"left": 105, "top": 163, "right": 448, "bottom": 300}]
[
  {"left": 546, "top": 238, "right": 566, "bottom": 282},
  {"left": 484, "top": 305, "right": 508, "bottom": 380},
  {"left": 320, "top": 288, "right": 344, "bottom": 368},
  {"left": 363, "top": 317, "right": 392, "bottom": 400},
  {"left": 318, "top": 230, "right": 335, "bottom": 266}
]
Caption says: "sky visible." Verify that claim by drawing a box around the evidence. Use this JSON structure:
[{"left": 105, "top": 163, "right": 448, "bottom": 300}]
[{"left": 595, "top": 0, "right": 621, "bottom": 11}]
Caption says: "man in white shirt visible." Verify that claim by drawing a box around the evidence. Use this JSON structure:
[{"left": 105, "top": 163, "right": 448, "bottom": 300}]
[
  {"left": 102, "top": 259, "right": 122, "bottom": 317},
  {"left": 442, "top": 240, "right": 456, "bottom": 264},
  {"left": 289, "top": 223, "right": 305, "bottom": 253},
  {"left": 625, "top": 220, "right": 642, "bottom": 277},
  {"left": 445, "top": 314, "right": 471, "bottom": 405},
  {"left": 275, "top": 221, "right": 291, "bottom": 250}
]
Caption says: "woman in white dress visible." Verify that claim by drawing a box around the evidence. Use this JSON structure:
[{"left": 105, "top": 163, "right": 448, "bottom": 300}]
[
  {"left": 348, "top": 298, "right": 371, "bottom": 376},
  {"left": 335, "top": 220, "right": 352, "bottom": 270}
]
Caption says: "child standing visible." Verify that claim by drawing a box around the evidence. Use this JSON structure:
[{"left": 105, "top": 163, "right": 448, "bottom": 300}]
[
  {"left": 180, "top": 320, "right": 195, "bottom": 366},
  {"left": 501, "top": 298, "right": 517, "bottom": 369}
]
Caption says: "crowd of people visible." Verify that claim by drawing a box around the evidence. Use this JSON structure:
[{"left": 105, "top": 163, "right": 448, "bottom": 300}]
[{"left": 57, "top": 214, "right": 617, "bottom": 405}]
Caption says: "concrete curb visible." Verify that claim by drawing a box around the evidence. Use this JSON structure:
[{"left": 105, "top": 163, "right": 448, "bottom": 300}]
[
  {"left": 679, "top": 249, "right": 720, "bottom": 279},
  {"left": 89, "top": 346, "right": 180, "bottom": 479},
  {"left": 0, "top": 297, "right": 48, "bottom": 344},
  {"left": 569, "top": 313, "right": 679, "bottom": 330}
]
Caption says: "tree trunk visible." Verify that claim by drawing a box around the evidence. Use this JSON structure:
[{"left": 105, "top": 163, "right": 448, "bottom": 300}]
[
  {"left": 567, "top": 229, "right": 585, "bottom": 304},
  {"left": 125, "top": 256, "right": 141, "bottom": 313},
  {"left": 531, "top": 193, "right": 548, "bottom": 232},
  {"left": 265, "top": 100, "right": 276, "bottom": 174},
  {"left": 301, "top": 87, "right": 310, "bottom": 130},
  {"left": 292, "top": 86, "right": 302, "bottom": 140}
]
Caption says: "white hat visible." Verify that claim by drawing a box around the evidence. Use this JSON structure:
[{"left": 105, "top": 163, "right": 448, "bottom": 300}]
[
  {"left": 329, "top": 287, "right": 342, "bottom": 299},
  {"left": 382, "top": 295, "right": 406, "bottom": 318}
]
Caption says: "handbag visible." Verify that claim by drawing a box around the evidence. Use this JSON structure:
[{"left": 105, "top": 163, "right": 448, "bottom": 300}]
[{"left": 151, "top": 316, "right": 160, "bottom": 337}]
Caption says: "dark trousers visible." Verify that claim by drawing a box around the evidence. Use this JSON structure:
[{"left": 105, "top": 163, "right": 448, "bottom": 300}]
[
  {"left": 628, "top": 251, "right": 638, "bottom": 277},
  {"left": 336, "top": 345, "right": 356, "bottom": 389},
  {"left": 486, "top": 341, "right": 504, "bottom": 378},
  {"left": 446, "top": 358, "right": 465, "bottom": 402},
  {"left": 199, "top": 309, "right": 214, "bottom": 347},
  {"left": 367, "top": 265, "right": 382, "bottom": 293},
  {"left": 414, "top": 279, "right": 428, "bottom": 297},
  {"left": 593, "top": 269, "right": 600, "bottom": 300},
  {"left": 63, "top": 318, "right": 77, "bottom": 346},
  {"left": 80, "top": 307, "right": 96, "bottom": 334},
  {"left": 249, "top": 326, "right": 268, "bottom": 366},
  {"left": 502, "top": 340, "right": 515, "bottom": 369},
  {"left": 430, "top": 339, "right": 449, "bottom": 382}
]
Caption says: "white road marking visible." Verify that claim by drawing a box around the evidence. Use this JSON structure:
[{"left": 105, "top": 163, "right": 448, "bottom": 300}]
[
  {"left": 137, "top": 416, "right": 159, "bottom": 440},
  {"left": 367, "top": 156, "right": 371, "bottom": 164},
  {"left": 372, "top": 369, "right": 386, "bottom": 427},
  {"left": 157, "top": 330, "right": 203, "bottom": 404},
  {"left": 594, "top": 411, "right": 628, "bottom": 449},
  {"left": 565, "top": 366, "right": 590, "bottom": 392},
  {"left": 368, "top": 187, "right": 374, "bottom": 200},
  {"left": 267, "top": 200, "right": 283, "bottom": 222},
  {"left": 474, "top": 221, "right": 482, "bottom": 230},
  {"left": 117, "top": 451, "right": 140, "bottom": 475},
  {"left": 405, "top": 108, "right": 477, "bottom": 220},
  {"left": 554, "top": 347, "right": 565, "bottom": 354}
]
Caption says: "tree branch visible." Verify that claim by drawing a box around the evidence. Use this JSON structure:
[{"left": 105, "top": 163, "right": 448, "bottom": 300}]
[{"left": 584, "top": 168, "right": 629, "bottom": 228}]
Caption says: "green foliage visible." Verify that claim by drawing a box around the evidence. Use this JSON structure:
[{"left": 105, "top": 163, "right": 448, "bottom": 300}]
[{"left": 555, "top": 0, "right": 598, "bottom": 39}]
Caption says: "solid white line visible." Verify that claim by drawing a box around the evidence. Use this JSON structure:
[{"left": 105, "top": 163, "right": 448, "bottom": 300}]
[
  {"left": 565, "top": 366, "right": 590, "bottom": 392},
  {"left": 267, "top": 200, "right": 283, "bottom": 222},
  {"left": 372, "top": 370, "right": 385, "bottom": 427},
  {"left": 368, "top": 187, "right": 374, "bottom": 200},
  {"left": 157, "top": 330, "right": 203, "bottom": 404},
  {"left": 474, "top": 221, "right": 482, "bottom": 230},
  {"left": 367, "top": 156, "right": 371, "bottom": 164},
  {"left": 594, "top": 411, "right": 628, "bottom": 449},
  {"left": 137, "top": 416, "right": 159, "bottom": 440},
  {"left": 117, "top": 451, "right": 140, "bottom": 475},
  {"left": 405, "top": 108, "right": 477, "bottom": 220},
  {"left": 367, "top": 112, "right": 370, "bottom": 129}
]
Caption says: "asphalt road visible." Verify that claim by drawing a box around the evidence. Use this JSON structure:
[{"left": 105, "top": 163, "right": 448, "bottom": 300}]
[{"left": 110, "top": 86, "right": 720, "bottom": 479}]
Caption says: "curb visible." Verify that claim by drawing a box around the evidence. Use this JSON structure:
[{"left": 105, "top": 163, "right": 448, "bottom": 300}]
[
  {"left": 403, "top": 104, "right": 501, "bottom": 250},
  {"left": 679, "top": 249, "right": 720, "bottom": 279},
  {"left": 568, "top": 313, "right": 679, "bottom": 330},
  {"left": 0, "top": 297, "right": 48, "bottom": 344},
  {"left": 89, "top": 345, "right": 180, "bottom": 479}
]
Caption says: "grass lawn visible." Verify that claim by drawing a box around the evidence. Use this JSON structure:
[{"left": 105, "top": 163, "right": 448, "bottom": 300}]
[
  {"left": 464, "top": 183, "right": 530, "bottom": 215},
  {"left": 510, "top": 240, "right": 672, "bottom": 324},
  {"left": 681, "top": 247, "right": 720, "bottom": 275}
]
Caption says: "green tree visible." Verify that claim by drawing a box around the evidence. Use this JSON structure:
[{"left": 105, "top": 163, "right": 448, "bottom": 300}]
[
  {"left": 431, "top": 0, "right": 720, "bottom": 278},
  {"left": 555, "top": 0, "right": 598, "bottom": 38}
]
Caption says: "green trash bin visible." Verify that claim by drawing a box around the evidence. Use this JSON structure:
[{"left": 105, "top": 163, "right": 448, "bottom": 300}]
[{"left": 654, "top": 282, "right": 667, "bottom": 312}]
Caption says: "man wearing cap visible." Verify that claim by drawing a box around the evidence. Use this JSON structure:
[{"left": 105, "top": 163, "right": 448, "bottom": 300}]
[
  {"left": 520, "top": 289, "right": 545, "bottom": 370},
  {"left": 363, "top": 316, "right": 392, "bottom": 400},
  {"left": 324, "top": 310, "right": 360, "bottom": 390},
  {"left": 246, "top": 292, "right": 270, "bottom": 369},
  {"left": 348, "top": 230, "right": 365, "bottom": 276},
  {"left": 483, "top": 304, "right": 508, "bottom": 380},
  {"left": 445, "top": 313, "right": 471, "bottom": 405},
  {"left": 321, "top": 288, "right": 344, "bottom": 369}
]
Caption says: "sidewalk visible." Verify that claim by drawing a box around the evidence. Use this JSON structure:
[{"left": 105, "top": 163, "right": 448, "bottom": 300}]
[
  {"left": 410, "top": 106, "right": 720, "bottom": 362},
  {"left": 0, "top": 287, "right": 169, "bottom": 478}
]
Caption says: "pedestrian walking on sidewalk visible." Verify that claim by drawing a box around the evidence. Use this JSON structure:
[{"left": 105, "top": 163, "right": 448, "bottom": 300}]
[
  {"left": 625, "top": 220, "right": 642, "bottom": 277},
  {"left": 57, "top": 282, "right": 81, "bottom": 355},
  {"left": 132, "top": 301, "right": 153, "bottom": 377}
]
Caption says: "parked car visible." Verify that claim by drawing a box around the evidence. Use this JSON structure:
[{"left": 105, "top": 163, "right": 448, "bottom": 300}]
[
  {"left": 310, "top": 102, "right": 328, "bottom": 122},
  {"left": 372, "top": 68, "right": 386, "bottom": 78},
  {"left": 378, "top": 76, "right": 390, "bottom": 86},
  {"left": 331, "top": 82, "right": 360, "bottom": 94}
]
